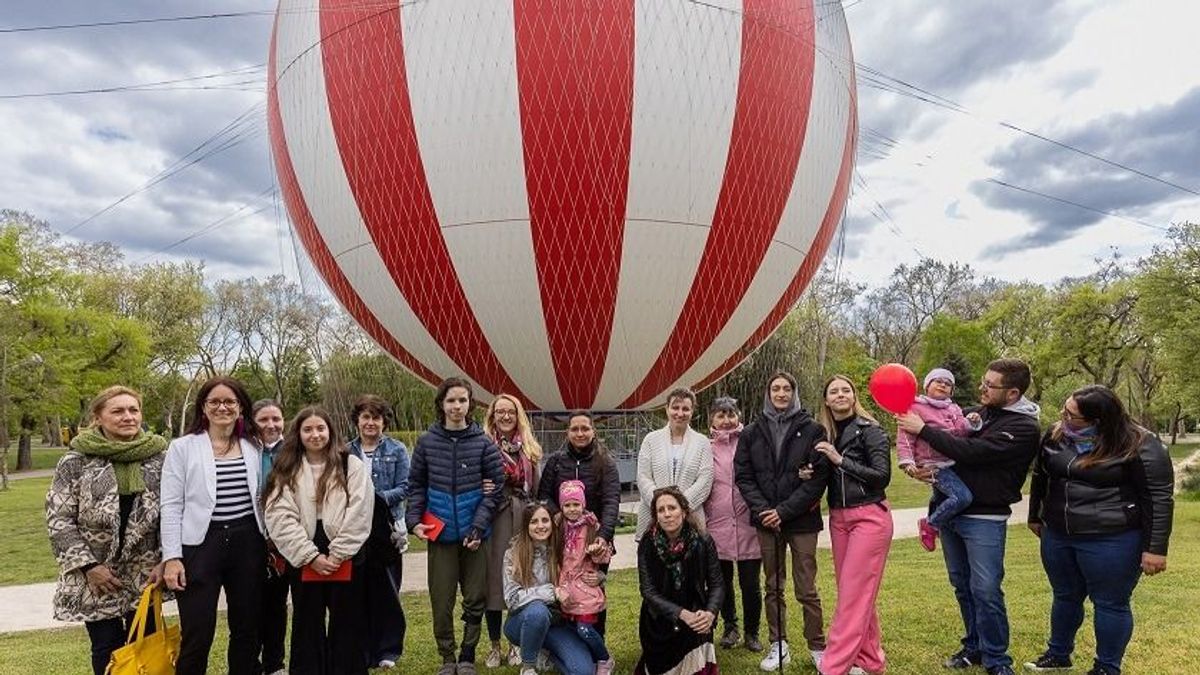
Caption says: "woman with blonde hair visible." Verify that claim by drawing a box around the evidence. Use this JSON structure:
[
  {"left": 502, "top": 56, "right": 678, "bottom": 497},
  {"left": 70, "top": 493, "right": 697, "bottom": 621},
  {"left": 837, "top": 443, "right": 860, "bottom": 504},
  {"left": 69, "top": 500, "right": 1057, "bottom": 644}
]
[
  {"left": 812, "top": 375, "right": 892, "bottom": 675},
  {"left": 47, "top": 386, "right": 169, "bottom": 675},
  {"left": 482, "top": 394, "right": 544, "bottom": 667}
]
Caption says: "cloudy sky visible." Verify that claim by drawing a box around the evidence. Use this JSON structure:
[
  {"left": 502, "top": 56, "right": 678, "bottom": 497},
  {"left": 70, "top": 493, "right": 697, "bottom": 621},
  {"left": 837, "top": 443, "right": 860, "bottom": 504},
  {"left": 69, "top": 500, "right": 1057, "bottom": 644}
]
[{"left": 2, "top": 0, "right": 1198, "bottom": 288}]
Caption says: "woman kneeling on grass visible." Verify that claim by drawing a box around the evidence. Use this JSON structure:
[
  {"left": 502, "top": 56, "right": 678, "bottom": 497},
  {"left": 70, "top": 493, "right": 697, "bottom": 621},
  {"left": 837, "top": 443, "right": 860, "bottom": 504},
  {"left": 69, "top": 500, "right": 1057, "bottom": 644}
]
[
  {"left": 503, "top": 502, "right": 596, "bottom": 675},
  {"left": 635, "top": 486, "right": 724, "bottom": 675},
  {"left": 47, "top": 386, "right": 169, "bottom": 675},
  {"left": 263, "top": 406, "right": 374, "bottom": 675}
]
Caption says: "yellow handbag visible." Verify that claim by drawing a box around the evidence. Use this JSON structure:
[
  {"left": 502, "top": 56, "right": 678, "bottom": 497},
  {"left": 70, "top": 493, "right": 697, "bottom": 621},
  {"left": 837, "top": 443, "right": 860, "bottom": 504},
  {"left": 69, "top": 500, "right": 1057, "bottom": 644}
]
[{"left": 105, "top": 584, "right": 180, "bottom": 675}]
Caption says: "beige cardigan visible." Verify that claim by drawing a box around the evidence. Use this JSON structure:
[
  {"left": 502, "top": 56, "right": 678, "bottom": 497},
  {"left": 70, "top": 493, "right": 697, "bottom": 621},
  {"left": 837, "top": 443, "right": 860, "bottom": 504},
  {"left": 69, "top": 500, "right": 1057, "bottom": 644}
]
[
  {"left": 264, "top": 453, "right": 374, "bottom": 568},
  {"left": 635, "top": 426, "right": 713, "bottom": 539}
]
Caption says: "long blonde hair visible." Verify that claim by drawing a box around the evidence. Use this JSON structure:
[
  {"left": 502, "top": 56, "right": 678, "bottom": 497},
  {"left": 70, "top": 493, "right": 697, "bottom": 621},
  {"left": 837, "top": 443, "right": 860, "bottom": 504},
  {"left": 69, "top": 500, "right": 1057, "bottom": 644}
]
[
  {"left": 817, "top": 375, "right": 878, "bottom": 442},
  {"left": 483, "top": 394, "right": 542, "bottom": 463}
]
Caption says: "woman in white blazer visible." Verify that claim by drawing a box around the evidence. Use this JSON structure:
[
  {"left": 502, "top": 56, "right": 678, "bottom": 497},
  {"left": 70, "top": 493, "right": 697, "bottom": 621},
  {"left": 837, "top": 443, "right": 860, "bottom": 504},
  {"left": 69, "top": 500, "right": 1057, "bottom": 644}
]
[
  {"left": 161, "top": 376, "right": 266, "bottom": 675},
  {"left": 263, "top": 406, "right": 374, "bottom": 675},
  {"left": 636, "top": 387, "right": 714, "bottom": 540}
]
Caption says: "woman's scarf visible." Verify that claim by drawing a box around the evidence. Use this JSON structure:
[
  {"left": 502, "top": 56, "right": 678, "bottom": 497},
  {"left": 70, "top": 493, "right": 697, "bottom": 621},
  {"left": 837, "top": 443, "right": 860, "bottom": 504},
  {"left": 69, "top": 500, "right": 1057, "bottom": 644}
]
[
  {"left": 651, "top": 522, "right": 698, "bottom": 591},
  {"left": 1062, "top": 424, "right": 1098, "bottom": 455},
  {"left": 916, "top": 394, "right": 954, "bottom": 409},
  {"left": 70, "top": 428, "right": 168, "bottom": 495},
  {"left": 498, "top": 435, "right": 530, "bottom": 491},
  {"left": 563, "top": 510, "right": 598, "bottom": 554}
]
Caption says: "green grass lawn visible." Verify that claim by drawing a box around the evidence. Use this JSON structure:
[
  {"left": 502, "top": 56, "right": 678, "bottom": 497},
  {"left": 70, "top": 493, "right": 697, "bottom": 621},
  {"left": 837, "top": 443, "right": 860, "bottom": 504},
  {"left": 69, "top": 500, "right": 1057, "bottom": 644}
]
[
  {"left": 1167, "top": 439, "right": 1200, "bottom": 461},
  {"left": 0, "top": 477, "right": 55, "bottom": 586},
  {"left": 3, "top": 501, "right": 1197, "bottom": 675}
]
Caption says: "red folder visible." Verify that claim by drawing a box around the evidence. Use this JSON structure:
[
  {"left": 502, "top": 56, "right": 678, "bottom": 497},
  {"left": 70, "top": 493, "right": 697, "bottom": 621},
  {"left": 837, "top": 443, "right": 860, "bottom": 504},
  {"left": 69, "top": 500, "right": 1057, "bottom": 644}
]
[
  {"left": 301, "top": 559, "right": 351, "bottom": 582},
  {"left": 421, "top": 511, "right": 446, "bottom": 541}
]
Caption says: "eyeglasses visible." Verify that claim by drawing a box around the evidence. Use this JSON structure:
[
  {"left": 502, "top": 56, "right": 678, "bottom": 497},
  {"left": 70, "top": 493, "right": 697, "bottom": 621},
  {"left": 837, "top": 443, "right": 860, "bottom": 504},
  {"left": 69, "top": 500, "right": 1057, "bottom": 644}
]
[
  {"left": 929, "top": 379, "right": 954, "bottom": 388},
  {"left": 204, "top": 398, "right": 240, "bottom": 410},
  {"left": 494, "top": 410, "right": 517, "bottom": 418},
  {"left": 979, "top": 380, "right": 1010, "bottom": 390},
  {"left": 1060, "top": 408, "right": 1088, "bottom": 423}
]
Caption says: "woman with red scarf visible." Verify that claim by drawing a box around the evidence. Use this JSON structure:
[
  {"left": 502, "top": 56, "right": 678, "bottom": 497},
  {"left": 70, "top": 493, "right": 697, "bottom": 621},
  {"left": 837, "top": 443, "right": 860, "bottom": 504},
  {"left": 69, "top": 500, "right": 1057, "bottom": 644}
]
[{"left": 482, "top": 394, "right": 543, "bottom": 668}]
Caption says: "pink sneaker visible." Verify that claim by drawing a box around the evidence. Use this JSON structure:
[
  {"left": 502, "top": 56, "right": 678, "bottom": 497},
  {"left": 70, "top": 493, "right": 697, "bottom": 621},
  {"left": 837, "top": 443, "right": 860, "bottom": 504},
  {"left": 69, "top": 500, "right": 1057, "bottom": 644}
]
[
  {"left": 918, "top": 517, "right": 938, "bottom": 552},
  {"left": 595, "top": 657, "right": 615, "bottom": 675}
]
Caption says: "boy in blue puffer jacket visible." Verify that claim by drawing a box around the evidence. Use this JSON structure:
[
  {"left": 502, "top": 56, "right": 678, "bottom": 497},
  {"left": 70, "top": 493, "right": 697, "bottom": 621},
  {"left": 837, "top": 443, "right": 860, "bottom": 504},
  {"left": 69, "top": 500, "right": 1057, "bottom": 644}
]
[{"left": 406, "top": 377, "right": 504, "bottom": 675}]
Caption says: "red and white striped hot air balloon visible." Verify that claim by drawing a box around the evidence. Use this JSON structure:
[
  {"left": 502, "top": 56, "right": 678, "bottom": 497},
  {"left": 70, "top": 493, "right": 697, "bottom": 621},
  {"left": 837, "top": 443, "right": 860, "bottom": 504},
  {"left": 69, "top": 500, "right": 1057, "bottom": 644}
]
[{"left": 268, "top": 0, "right": 857, "bottom": 411}]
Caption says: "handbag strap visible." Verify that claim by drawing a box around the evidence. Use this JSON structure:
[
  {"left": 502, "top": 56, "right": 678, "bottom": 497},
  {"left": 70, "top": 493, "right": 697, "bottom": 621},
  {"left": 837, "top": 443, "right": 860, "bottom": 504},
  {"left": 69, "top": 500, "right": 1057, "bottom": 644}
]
[{"left": 124, "top": 584, "right": 162, "bottom": 644}]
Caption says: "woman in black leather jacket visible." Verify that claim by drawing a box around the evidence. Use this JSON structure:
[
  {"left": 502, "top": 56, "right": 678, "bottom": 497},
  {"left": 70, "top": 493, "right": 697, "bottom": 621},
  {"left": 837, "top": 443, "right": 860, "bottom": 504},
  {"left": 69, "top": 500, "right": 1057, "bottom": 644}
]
[
  {"left": 811, "top": 375, "right": 892, "bottom": 675},
  {"left": 634, "top": 486, "right": 723, "bottom": 675},
  {"left": 1025, "top": 384, "right": 1173, "bottom": 675}
]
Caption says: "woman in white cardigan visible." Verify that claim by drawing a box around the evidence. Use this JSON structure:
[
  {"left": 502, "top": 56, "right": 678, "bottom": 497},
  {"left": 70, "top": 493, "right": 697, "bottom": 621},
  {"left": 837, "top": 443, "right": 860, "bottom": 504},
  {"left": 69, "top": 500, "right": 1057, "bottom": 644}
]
[
  {"left": 263, "top": 406, "right": 374, "bottom": 675},
  {"left": 636, "top": 387, "right": 714, "bottom": 540},
  {"left": 161, "top": 376, "right": 266, "bottom": 675}
]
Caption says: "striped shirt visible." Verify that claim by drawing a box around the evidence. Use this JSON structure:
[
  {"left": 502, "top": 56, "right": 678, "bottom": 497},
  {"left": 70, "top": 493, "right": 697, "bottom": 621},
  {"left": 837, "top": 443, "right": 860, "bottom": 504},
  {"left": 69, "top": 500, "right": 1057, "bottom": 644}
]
[{"left": 212, "top": 456, "right": 254, "bottom": 521}]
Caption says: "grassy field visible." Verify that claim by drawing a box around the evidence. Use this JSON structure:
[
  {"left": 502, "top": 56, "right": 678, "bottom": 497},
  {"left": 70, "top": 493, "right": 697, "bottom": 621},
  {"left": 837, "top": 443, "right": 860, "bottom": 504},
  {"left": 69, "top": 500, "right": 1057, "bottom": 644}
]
[
  {"left": 1166, "top": 438, "right": 1200, "bottom": 461},
  {"left": 2, "top": 501, "right": 1196, "bottom": 675},
  {"left": 0, "top": 478, "right": 55, "bottom": 586}
]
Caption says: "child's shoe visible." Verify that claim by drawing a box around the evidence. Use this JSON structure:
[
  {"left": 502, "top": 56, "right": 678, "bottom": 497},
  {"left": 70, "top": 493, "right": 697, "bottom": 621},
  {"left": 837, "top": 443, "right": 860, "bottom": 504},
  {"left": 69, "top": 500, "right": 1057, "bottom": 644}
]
[
  {"left": 919, "top": 517, "right": 938, "bottom": 551},
  {"left": 595, "top": 657, "right": 615, "bottom": 675}
]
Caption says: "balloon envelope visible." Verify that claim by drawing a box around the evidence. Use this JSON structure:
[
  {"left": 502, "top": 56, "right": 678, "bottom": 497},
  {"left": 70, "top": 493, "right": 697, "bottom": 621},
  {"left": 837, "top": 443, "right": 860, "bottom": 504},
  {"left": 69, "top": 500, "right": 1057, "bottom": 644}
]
[
  {"left": 268, "top": 0, "right": 857, "bottom": 410},
  {"left": 868, "top": 364, "right": 918, "bottom": 415}
]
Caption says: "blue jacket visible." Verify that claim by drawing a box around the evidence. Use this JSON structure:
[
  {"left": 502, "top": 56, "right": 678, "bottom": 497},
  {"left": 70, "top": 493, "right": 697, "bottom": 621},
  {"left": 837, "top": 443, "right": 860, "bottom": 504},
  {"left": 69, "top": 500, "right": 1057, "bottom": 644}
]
[
  {"left": 259, "top": 440, "right": 283, "bottom": 489},
  {"left": 348, "top": 435, "right": 410, "bottom": 522},
  {"left": 405, "top": 422, "right": 504, "bottom": 543}
]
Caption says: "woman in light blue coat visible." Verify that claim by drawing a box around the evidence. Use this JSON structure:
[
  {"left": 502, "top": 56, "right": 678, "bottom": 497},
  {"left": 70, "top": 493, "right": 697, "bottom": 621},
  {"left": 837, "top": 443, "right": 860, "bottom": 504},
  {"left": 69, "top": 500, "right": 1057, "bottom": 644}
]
[{"left": 348, "top": 394, "right": 410, "bottom": 668}]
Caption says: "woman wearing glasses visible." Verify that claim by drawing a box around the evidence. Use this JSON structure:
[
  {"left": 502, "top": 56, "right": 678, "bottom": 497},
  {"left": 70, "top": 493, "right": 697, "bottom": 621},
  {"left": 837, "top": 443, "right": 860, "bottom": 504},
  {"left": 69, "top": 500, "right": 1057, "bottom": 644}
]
[
  {"left": 1025, "top": 385, "right": 1173, "bottom": 675},
  {"left": 481, "top": 394, "right": 543, "bottom": 668},
  {"left": 161, "top": 376, "right": 266, "bottom": 675}
]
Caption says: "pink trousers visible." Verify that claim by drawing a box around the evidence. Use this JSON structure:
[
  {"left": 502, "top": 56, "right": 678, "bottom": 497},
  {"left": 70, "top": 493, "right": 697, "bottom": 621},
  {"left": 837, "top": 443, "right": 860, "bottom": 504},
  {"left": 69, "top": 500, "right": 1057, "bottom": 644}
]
[{"left": 820, "top": 501, "right": 894, "bottom": 675}]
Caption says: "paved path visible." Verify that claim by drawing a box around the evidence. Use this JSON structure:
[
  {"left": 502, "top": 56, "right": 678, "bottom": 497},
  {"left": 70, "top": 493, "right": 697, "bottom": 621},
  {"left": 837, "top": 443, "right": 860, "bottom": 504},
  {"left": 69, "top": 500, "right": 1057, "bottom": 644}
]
[
  {"left": 5, "top": 469, "right": 54, "bottom": 481},
  {"left": 0, "top": 498, "right": 1029, "bottom": 634}
]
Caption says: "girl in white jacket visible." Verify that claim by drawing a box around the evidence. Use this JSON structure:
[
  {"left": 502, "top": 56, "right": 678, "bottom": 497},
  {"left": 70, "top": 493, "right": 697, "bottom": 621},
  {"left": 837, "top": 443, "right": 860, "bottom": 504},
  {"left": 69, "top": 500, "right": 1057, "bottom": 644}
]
[{"left": 263, "top": 406, "right": 374, "bottom": 675}]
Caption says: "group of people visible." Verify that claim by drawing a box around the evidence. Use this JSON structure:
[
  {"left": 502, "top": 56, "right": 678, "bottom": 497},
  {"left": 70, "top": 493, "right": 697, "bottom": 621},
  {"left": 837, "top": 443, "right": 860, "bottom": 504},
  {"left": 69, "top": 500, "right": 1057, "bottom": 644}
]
[{"left": 45, "top": 357, "right": 1174, "bottom": 675}]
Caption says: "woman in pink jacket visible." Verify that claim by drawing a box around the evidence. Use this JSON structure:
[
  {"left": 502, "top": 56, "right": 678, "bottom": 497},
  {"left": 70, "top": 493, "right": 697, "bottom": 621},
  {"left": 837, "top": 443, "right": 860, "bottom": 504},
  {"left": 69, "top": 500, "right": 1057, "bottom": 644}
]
[{"left": 702, "top": 396, "right": 763, "bottom": 653}]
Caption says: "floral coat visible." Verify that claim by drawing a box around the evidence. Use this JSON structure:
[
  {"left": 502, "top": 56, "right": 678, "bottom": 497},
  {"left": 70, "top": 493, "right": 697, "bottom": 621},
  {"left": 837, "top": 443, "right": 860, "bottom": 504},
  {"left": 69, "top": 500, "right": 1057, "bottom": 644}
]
[{"left": 46, "top": 451, "right": 166, "bottom": 622}]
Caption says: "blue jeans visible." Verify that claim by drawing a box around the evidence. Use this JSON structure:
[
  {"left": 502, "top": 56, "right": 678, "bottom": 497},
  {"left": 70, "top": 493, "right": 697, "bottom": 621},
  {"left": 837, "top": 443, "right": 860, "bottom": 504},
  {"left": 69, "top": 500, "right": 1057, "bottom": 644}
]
[
  {"left": 928, "top": 467, "right": 973, "bottom": 529},
  {"left": 940, "top": 516, "right": 1010, "bottom": 669},
  {"left": 503, "top": 602, "right": 595, "bottom": 675},
  {"left": 573, "top": 620, "right": 610, "bottom": 661},
  {"left": 1040, "top": 526, "right": 1142, "bottom": 673}
]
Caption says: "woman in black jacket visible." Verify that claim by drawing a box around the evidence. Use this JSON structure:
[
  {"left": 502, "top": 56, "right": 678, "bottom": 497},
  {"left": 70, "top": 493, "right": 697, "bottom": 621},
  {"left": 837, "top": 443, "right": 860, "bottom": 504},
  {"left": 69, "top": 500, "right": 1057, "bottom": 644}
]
[
  {"left": 1025, "top": 385, "right": 1173, "bottom": 675},
  {"left": 813, "top": 375, "right": 892, "bottom": 675},
  {"left": 634, "top": 486, "right": 723, "bottom": 675},
  {"left": 734, "top": 371, "right": 829, "bottom": 670}
]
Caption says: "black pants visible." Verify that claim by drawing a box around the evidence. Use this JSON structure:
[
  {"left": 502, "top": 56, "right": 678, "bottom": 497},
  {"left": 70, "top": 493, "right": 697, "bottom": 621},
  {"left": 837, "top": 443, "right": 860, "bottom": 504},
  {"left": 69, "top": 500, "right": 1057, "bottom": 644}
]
[
  {"left": 363, "top": 552, "right": 406, "bottom": 662},
  {"left": 85, "top": 611, "right": 141, "bottom": 675},
  {"left": 288, "top": 522, "right": 369, "bottom": 675},
  {"left": 719, "top": 559, "right": 763, "bottom": 636},
  {"left": 259, "top": 553, "right": 292, "bottom": 673},
  {"left": 176, "top": 515, "right": 265, "bottom": 675}
]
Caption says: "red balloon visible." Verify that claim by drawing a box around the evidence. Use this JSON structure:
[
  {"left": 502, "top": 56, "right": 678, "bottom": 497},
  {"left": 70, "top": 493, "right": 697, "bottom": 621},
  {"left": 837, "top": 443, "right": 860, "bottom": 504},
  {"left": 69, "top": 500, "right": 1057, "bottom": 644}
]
[{"left": 868, "top": 363, "right": 918, "bottom": 414}]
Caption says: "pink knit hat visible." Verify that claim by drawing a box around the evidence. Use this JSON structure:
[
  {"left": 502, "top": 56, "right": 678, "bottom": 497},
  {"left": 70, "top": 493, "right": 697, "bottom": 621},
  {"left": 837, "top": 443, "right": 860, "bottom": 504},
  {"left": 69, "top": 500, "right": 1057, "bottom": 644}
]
[{"left": 559, "top": 479, "right": 586, "bottom": 507}]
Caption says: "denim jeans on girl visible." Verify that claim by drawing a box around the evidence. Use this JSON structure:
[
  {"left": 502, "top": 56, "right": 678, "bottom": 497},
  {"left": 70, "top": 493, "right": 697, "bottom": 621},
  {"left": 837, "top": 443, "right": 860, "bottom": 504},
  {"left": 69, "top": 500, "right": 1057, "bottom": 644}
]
[
  {"left": 503, "top": 602, "right": 594, "bottom": 674},
  {"left": 927, "top": 466, "right": 973, "bottom": 529},
  {"left": 1039, "top": 526, "right": 1142, "bottom": 673}
]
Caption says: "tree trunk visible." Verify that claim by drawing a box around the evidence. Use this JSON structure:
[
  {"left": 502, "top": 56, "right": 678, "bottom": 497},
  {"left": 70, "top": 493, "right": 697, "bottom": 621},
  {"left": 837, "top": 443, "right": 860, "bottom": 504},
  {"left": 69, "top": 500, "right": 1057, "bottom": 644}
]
[
  {"left": 1170, "top": 402, "right": 1182, "bottom": 446},
  {"left": 16, "top": 433, "right": 32, "bottom": 471}
]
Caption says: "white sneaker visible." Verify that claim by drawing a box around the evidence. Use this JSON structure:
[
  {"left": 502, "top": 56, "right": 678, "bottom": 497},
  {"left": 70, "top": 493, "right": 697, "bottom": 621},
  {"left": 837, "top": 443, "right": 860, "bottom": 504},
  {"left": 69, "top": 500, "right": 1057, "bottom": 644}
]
[
  {"left": 849, "top": 667, "right": 867, "bottom": 675},
  {"left": 376, "top": 659, "right": 396, "bottom": 669},
  {"left": 520, "top": 669, "right": 538, "bottom": 675},
  {"left": 484, "top": 646, "right": 502, "bottom": 669},
  {"left": 810, "top": 650, "right": 825, "bottom": 669},
  {"left": 759, "top": 641, "right": 791, "bottom": 671}
]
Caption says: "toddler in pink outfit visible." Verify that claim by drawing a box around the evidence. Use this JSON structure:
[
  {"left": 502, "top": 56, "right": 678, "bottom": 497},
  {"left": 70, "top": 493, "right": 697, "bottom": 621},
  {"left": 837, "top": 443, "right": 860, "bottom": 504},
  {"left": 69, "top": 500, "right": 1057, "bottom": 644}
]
[
  {"left": 896, "top": 368, "right": 980, "bottom": 551},
  {"left": 555, "top": 480, "right": 614, "bottom": 674}
]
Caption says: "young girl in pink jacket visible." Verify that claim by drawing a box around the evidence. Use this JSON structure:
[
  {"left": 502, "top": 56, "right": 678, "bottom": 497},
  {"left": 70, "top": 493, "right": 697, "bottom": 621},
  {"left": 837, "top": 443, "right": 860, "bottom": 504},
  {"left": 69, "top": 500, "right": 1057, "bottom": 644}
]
[
  {"left": 896, "top": 368, "right": 980, "bottom": 551},
  {"left": 555, "top": 480, "right": 615, "bottom": 674}
]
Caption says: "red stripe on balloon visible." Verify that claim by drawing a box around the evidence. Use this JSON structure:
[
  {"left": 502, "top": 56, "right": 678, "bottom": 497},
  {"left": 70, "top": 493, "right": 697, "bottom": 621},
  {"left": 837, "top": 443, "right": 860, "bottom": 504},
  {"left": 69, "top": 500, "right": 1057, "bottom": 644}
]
[
  {"left": 267, "top": 13, "right": 441, "bottom": 386},
  {"left": 620, "top": 0, "right": 817, "bottom": 409},
  {"left": 318, "top": 0, "right": 527, "bottom": 401},
  {"left": 693, "top": 83, "right": 858, "bottom": 393},
  {"left": 513, "top": 0, "right": 636, "bottom": 409}
]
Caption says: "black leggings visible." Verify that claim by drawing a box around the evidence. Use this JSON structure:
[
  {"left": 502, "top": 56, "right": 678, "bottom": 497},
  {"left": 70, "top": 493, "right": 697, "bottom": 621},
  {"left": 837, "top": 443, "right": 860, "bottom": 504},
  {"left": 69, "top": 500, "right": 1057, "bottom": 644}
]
[{"left": 719, "top": 559, "right": 763, "bottom": 635}]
